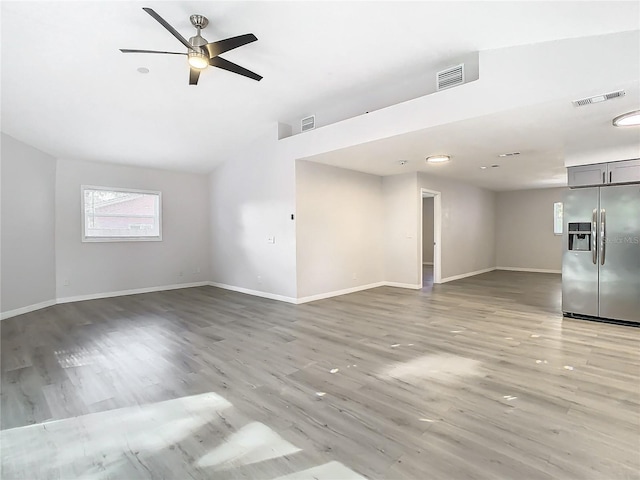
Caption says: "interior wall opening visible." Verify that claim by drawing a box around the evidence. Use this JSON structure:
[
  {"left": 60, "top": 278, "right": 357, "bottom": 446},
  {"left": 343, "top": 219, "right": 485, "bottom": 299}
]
[{"left": 421, "top": 188, "right": 442, "bottom": 286}]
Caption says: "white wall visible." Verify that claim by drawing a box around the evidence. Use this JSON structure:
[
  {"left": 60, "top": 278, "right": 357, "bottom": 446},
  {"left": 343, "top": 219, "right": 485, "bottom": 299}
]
[
  {"left": 422, "top": 197, "right": 434, "bottom": 264},
  {"left": 296, "top": 161, "right": 383, "bottom": 298},
  {"left": 383, "top": 173, "right": 421, "bottom": 287},
  {"left": 496, "top": 187, "right": 565, "bottom": 272},
  {"left": 209, "top": 129, "right": 297, "bottom": 300},
  {"left": 55, "top": 158, "right": 210, "bottom": 300},
  {"left": 1, "top": 134, "right": 57, "bottom": 315},
  {"left": 418, "top": 173, "right": 496, "bottom": 281}
]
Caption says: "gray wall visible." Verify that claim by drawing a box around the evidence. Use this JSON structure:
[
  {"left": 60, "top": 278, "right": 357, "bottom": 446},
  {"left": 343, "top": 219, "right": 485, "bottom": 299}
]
[
  {"left": 418, "top": 173, "right": 496, "bottom": 281},
  {"left": 296, "top": 161, "right": 383, "bottom": 297},
  {"left": 208, "top": 129, "right": 297, "bottom": 300},
  {"left": 55, "top": 158, "right": 211, "bottom": 299},
  {"left": 496, "top": 187, "right": 565, "bottom": 272},
  {"left": 383, "top": 173, "right": 421, "bottom": 286},
  {"left": 422, "top": 197, "right": 434, "bottom": 264},
  {"left": 1, "top": 133, "right": 57, "bottom": 314}
]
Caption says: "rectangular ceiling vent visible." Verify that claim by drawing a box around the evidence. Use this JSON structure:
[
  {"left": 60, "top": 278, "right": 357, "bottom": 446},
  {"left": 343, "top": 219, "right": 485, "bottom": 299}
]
[
  {"left": 301, "top": 115, "right": 316, "bottom": 132},
  {"left": 437, "top": 64, "right": 465, "bottom": 91},
  {"left": 572, "top": 90, "right": 625, "bottom": 107}
]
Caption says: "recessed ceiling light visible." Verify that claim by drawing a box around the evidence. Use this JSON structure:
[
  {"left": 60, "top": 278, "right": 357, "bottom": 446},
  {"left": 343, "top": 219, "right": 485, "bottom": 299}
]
[
  {"left": 498, "top": 152, "right": 520, "bottom": 157},
  {"left": 426, "top": 155, "right": 450, "bottom": 164},
  {"left": 613, "top": 110, "right": 640, "bottom": 127},
  {"left": 480, "top": 166, "right": 488, "bottom": 170},
  {"left": 137, "top": 67, "right": 150, "bottom": 74}
]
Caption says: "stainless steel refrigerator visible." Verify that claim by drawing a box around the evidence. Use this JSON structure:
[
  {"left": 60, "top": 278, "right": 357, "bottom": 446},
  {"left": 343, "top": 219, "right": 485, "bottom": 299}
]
[{"left": 562, "top": 184, "right": 640, "bottom": 323}]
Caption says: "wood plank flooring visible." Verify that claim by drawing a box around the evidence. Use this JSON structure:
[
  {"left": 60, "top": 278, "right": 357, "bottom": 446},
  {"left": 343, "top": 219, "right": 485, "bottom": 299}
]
[{"left": 1, "top": 271, "right": 639, "bottom": 479}]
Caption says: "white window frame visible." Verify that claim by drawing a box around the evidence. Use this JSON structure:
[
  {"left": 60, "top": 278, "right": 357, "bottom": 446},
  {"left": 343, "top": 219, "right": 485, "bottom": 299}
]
[
  {"left": 553, "top": 201, "right": 563, "bottom": 236},
  {"left": 81, "top": 185, "right": 162, "bottom": 242}
]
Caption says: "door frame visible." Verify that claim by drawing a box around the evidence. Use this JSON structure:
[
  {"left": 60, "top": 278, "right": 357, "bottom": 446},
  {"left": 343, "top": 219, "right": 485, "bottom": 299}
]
[{"left": 420, "top": 188, "right": 442, "bottom": 284}]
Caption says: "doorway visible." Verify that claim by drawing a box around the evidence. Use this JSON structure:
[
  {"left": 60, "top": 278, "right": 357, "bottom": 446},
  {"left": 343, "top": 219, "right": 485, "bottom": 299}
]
[{"left": 421, "top": 188, "right": 442, "bottom": 287}]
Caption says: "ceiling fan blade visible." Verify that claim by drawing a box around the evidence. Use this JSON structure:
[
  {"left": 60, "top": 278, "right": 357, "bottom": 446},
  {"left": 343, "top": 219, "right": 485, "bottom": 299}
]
[
  {"left": 189, "top": 68, "right": 201, "bottom": 86},
  {"left": 120, "top": 49, "right": 186, "bottom": 55},
  {"left": 204, "top": 34, "right": 257, "bottom": 58},
  {"left": 210, "top": 56, "right": 262, "bottom": 81},
  {"left": 142, "top": 7, "right": 193, "bottom": 51}
]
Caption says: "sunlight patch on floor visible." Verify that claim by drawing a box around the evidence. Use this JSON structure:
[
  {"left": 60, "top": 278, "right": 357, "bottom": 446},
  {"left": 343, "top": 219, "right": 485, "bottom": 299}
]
[
  {"left": 272, "top": 461, "right": 368, "bottom": 480},
  {"left": 0, "top": 391, "right": 366, "bottom": 479},
  {"left": 383, "top": 353, "right": 483, "bottom": 384},
  {"left": 197, "top": 421, "right": 301, "bottom": 469},
  {"left": 1, "top": 392, "right": 232, "bottom": 479}
]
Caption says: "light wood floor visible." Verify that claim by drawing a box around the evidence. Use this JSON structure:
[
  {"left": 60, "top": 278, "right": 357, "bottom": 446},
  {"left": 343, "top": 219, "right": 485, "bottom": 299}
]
[{"left": 2, "top": 271, "right": 639, "bottom": 479}]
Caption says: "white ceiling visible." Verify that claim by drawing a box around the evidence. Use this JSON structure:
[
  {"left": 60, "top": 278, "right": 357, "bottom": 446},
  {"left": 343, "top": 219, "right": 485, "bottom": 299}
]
[
  {"left": 304, "top": 82, "right": 640, "bottom": 191},
  {"left": 2, "top": 1, "right": 640, "bottom": 190}
]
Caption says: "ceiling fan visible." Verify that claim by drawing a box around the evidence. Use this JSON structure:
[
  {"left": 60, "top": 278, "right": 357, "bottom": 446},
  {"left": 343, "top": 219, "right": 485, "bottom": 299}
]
[{"left": 120, "top": 7, "right": 262, "bottom": 85}]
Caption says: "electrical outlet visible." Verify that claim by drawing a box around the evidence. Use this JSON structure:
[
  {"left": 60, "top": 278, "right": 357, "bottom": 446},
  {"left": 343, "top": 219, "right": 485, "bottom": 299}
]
[
  {"left": 179, "top": 271, "right": 184, "bottom": 277},
  {"left": 352, "top": 273, "right": 357, "bottom": 280},
  {"left": 257, "top": 274, "right": 262, "bottom": 284},
  {"left": 194, "top": 267, "right": 201, "bottom": 274},
  {"left": 63, "top": 279, "right": 70, "bottom": 286}
]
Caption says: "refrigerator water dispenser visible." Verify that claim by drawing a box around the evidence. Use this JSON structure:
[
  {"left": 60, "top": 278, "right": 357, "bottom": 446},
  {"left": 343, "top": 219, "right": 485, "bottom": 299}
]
[{"left": 568, "top": 222, "right": 591, "bottom": 251}]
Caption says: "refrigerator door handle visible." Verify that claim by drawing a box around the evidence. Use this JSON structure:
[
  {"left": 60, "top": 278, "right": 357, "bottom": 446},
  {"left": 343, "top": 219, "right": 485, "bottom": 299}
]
[
  {"left": 600, "top": 209, "right": 606, "bottom": 265},
  {"left": 592, "top": 208, "right": 598, "bottom": 264}
]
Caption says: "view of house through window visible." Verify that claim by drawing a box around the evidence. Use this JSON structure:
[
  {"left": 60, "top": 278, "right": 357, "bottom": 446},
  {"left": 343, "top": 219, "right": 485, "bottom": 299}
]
[
  {"left": 553, "top": 201, "right": 563, "bottom": 235},
  {"left": 82, "top": 186, "right": 161, "bottom": 241}
]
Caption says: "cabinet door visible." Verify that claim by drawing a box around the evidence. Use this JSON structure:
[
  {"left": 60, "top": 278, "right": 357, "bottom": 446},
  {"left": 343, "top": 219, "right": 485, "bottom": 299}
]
[
  {"left": 607, "top": 159, "right": 640, "bottom": 185},
  {"left": 568, "top": 164, "right": 607, "bottom": 187}
]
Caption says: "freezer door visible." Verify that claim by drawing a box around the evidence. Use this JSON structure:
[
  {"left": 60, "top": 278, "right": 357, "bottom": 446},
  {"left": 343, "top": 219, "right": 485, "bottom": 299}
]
[
  {"left": 599, "top": 184, "right": 640, "bottom": 322},
  {"left": 562, "top": 188, "right": 599, "bottom": 316}
]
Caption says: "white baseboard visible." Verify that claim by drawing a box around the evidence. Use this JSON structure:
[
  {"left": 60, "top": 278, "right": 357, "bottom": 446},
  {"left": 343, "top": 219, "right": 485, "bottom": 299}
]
[
  {"left": 296, "top": 282, "right": 386, "bottom": 304},
  {"left": 2, "top": 282, "right": 210, "bottom": 320},
  {"left": 8, "top": 267, "right": 561, "bottom": 320},
  {"left": 56, "top": 282, "right": 210, "bottom": 305},
  {"left": 497, "top": 267, "right": 562, "bottom": 274},
  {"left": 384, "top": 281, "right": 422, "bottom": 290},
  {"left": 422, "top": 262, "right": 434, "bottom": 266},
  {"left": 208, "top": 282, "right": 297, "bottom": 304},
  {"left": 1, "top": 299, "right": 57, "bottom": 321},
  {"left": 440, "top": 267, "right": 496, "bottom": 283}
]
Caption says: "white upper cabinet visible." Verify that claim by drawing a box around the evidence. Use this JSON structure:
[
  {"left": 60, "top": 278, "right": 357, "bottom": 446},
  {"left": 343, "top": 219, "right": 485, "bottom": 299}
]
[{"left": 607, "top": 159, "right": 640, "bottom": 185}]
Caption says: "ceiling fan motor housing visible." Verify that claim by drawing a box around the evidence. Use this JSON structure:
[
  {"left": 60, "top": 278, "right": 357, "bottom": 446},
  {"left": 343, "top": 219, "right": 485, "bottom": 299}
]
[{"left": 189, "top": 35, "right": 207, "bottom": 48}]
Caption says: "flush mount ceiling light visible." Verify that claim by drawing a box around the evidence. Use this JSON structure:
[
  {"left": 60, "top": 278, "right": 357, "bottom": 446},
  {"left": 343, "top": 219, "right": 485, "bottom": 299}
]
[
  {"left": 613, "top": 110, "right": 640, "bottom": 127},
  {"left": 137, "top": 67, "right": 150, "bottom": 74},
  {"left": 426, "top": 155, "right": 450, "bottom": 164}
]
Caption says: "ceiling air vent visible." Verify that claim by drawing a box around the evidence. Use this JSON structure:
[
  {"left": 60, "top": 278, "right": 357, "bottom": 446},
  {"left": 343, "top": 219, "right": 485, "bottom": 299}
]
[
  {"left": 437, "top": 64, "right": 465, "bottom": 91},
  {"left": 301, "top": 115, "right": 315, "bottom": 132},
  {"left": 572, "top": 90, "right": 625, "bottom": 107}
]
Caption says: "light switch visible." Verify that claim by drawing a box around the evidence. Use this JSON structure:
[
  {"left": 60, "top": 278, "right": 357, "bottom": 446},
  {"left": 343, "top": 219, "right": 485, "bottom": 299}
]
[{"left": 267, "top": 236, "right": 276, "bottom": 244}]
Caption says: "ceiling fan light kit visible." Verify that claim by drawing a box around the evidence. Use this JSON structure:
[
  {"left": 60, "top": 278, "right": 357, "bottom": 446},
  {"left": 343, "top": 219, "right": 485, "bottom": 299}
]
[
  {"left": 120, "top": 7, "right": 262, "bottom": 85},
  {"left": 188, "top": 50, "right": 209, "bottom": 69}
]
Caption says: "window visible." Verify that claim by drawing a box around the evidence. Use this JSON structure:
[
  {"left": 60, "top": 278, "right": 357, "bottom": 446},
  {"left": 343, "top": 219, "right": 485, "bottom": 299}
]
[
  {"left": 82, "top": 186, "right": 162, "bottom": 242},
  {"left": 553, "top": 202, "right": 563, "bottom": 235}
]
